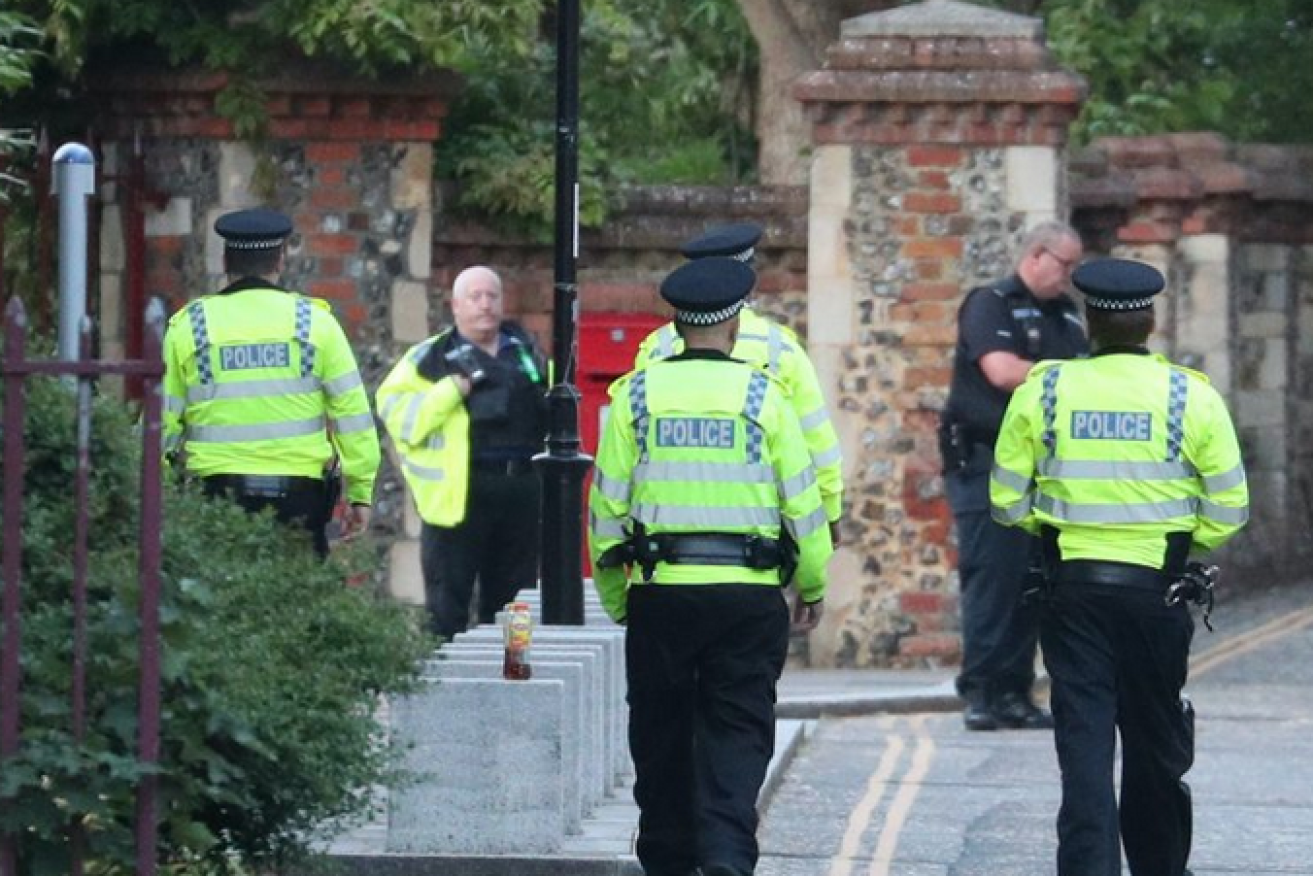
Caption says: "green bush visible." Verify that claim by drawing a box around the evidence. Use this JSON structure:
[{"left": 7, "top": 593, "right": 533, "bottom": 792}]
[{"left": 0, "top": 360, "right": 432, "bottom": 874}]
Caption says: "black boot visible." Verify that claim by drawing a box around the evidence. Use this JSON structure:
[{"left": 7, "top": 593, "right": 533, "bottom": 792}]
[
  {"left": 993, "top": 690, "right": 1054, "bottom": 730},
  {"left": 962, "top": 690, "right": 998, "bottom": 732}
]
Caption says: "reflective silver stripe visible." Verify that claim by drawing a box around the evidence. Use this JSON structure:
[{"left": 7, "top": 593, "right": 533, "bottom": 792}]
[
  {"left": 593, "top": 469, "right": 632, "bottom": 503},
  {"left": 1198, "top": 499, "right": 1249, "bottom": 526},
  {"left": 323, "top": 371, "right": 364, "bottom": 398},
  {"left": 799, "top": 405, "right": 831, "bottom": 432},
  {"left": 399, "top": 393, "right": 427, "bottom": 444},
  {"left": 991, "top": 464, "right": 1031, "bottom": 493},
  {"left": 778, "top": 467, "right": 818, "bottom": 502},
  {"left": 766, "top": 323, "right": 783, "bottom": 374},
  {"left": 1040, "top": 365, "right": 1061, "bottom": 457},
  {"left": 427, "top": 435, "right": 445, "bottom": 451},
  {"left": 633, "top": 460, "right": 773, "bottom": 485},
  {"left": 590, "top": 513, "right": 628, "bottom": 539},
  {"left": 331, "top": 411, "right": 376, "bottom": 434},
  {"left": 407, "top": 338, "right": 438, "bottom": 364},
  {"left": 187, "top": 377, "right": 321, "bottom": 403},
  {"left": 785, "top": 505, "right": 828, "bottom": 540},
  {"left": 1034, "top": 493, "right": 1199, "bottom": 524},
  {"left": 163, "top": 433, "right": 183, "bottom": 454},
  {"left": 992, "top": 496, "right": 1033, "bottom": 525},
  {"left": 630, "top": 503, "right": 781, "bottom": 529},
  {"left": 164, "top": 395, "right": 187, "bottom": 415},
  {"left": 1203, "top": 463, "right": 1246, "bottom": 494},
  {"left": 655, "top": 325, "right": 677, "bottom": 360},
  {"left": 1036, "top": 459, "right": 1198, "bottom": 481},
  {"left": 402, "top": 458, "right": 445, "bottom": 482},
  {"left": 187, "top": 417, "right": 325, "bottom": 443},
  {"left": 812, "top": 445, "right": 842, "bottom": 468}
]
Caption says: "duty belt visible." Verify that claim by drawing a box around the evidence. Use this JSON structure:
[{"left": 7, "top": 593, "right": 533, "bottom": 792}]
[
  {"left": 1053, "top": 560, "right": 1170, "bottom": 592},
  {"left": 202, "top": 473, "right": 323, "bottom": 500},
  {"left": 653, "top": 533, "right": 786, "bottom": 568},
  {"left": 597, "top": 531, "right": 790, "bottom": 583}
]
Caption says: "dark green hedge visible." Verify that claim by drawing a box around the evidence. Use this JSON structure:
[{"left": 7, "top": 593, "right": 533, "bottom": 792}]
[{"left": 0, "top": 362, "right": 432, "bottom": 874}]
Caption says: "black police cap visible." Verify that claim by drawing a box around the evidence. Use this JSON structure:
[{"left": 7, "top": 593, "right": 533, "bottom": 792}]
[
  {"left": 659, "top": 257, "right": 757, "bottom": 326},
  {"left": 680, "top": 222, "right": 763, "bottom": 262},
  {"left": 1072, "top": 258, "right": 1165, "bottom": 311},
  {"left": 214, "top": 208, "right": 293, "bottom": 251}
]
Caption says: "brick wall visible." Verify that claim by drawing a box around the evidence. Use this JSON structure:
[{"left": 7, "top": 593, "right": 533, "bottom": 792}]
[
  {"left": 427, "top": 184, "right": 810, "bottom": 351},
  {"left": 1071, "top": 133, "right": 1313, "bottom": 581},
  {"left": 91, "top": 62, "right": 455, "bottom": 381}
]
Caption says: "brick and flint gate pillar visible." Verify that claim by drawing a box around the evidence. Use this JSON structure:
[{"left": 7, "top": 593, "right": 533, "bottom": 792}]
[
  {"left": 89, "top": 62, "right": 457, "bottom": 598},
  {"left": 795, "top": 0, "right": 1085, "bottom": 667}
]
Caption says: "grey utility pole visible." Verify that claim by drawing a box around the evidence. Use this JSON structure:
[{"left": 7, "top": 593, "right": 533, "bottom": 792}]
[{"left": 52, "top": 142, "right": 96, "bottom": 362}]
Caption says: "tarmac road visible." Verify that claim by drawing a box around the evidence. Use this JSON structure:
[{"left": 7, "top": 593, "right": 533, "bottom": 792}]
[{"left": 755, "top": 582, "right": 1313, "bottom": 876}]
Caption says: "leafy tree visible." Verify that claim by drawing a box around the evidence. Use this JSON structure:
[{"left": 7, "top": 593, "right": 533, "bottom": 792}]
[
  {"left": 440, "top": 0, "right": 757, "bottom": 238},
  {"left": 975, "top": 0, "right": 1313, "bottom": 144},
  {"left": 0, "top": 359, "right": 432, "bottom": 874},
  {"left": 2, "top": 0, "right": 755, "bottom": 234}
]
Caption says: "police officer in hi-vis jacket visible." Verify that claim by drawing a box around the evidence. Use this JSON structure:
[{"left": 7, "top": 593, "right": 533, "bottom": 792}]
[
  {"left": 590, "top": 256, "right": 831, "bottom": 876},
  {"left": 991, "top": 258, "right": 1249, "bottom": 876},
  {"left": 162, "top": 208, "right": 380, "bottom": 556}
]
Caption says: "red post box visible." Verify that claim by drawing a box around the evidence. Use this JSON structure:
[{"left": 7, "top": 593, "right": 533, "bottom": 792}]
[
  {"left": 576, "top": 312, "right": 665, "bottom": 574},
  {"left": 577, "top": 312, "right": 665, "bottom": 456}
]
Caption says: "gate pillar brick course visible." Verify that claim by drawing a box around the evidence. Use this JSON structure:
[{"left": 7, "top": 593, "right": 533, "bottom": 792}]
[{"left": 795, "top": 0, "right": 1084, "bottom": 667}]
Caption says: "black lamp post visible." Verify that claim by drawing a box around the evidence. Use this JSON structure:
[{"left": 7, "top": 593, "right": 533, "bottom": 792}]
[{"left": 535, "top": 0, "right": 591, "bottom": 625}]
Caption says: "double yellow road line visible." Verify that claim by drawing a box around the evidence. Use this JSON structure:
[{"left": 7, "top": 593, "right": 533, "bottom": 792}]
[{"left": 823, "top": 598, "right": 1313, "bottom": 874}]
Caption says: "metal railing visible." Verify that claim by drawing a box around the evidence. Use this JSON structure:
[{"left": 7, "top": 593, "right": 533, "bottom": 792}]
[{"left": 1, "top": 296, "right": 165, "bottom": 876}]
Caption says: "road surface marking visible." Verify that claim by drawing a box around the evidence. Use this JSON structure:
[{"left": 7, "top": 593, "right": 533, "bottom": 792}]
[
  {"left": 1191, "top": 602, "right": 1313, "bottom": 677},
  {"left": 828, "top": 716, "right": 903, "bottom": 876},
  {"left": 868, "top": 715, "right": 935, "bottom": 876}
]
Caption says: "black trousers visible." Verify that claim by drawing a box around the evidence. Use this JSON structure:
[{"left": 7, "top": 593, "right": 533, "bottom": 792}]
[
  {"left": 946, "top": 466, "right": 1039, "bottom": 701},
  {"left": 625, "top": 584, "right": 789, "bottom": 876},
  {"left": 420, "top": 469, "right": 541, "bottom": 639},
  {"left": 202, "top": 475, "right": 330, "bottom": 557},
  {"left": 1041, "top": 584, "right": 1195, "bottom": 876}
]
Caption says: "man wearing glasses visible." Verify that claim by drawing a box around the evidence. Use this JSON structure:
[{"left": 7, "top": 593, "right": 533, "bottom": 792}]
[{"left": 939, "top": 220, "right": 1087, "bottom": 731}]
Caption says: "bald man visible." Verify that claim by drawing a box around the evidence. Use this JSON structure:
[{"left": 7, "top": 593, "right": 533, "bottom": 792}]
[{"left": 377, "top": 266, "right": 550, "bottom": 638}]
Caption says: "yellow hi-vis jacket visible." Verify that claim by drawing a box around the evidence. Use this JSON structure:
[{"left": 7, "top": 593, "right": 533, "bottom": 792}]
[
  {"left": 374, "top": 330, "right": 471, "bottom": 527},
  {"left": 588, "top": 353, "right": 832, "bottom": 622},
  {"left": 990, "top": 352, "right": 1249, "bottom": 567},
  {"left": 635, "top": 308, "right": 845, "bottom": 525},
  {"left": 162, "top": 285, "right": 381, "bottom": 505}
]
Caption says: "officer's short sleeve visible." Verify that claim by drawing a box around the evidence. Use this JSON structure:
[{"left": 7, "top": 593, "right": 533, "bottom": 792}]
[{"left": 959, "top": 289, "right": 1018, "bottom": 364}]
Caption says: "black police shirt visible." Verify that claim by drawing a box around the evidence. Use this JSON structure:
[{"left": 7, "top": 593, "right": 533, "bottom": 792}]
[
  {"left": 417, "top": 323, "right": 549, "bottom": 463},
  {"left": 945, "top": 275, "right": 1088, "bottom": 442}
]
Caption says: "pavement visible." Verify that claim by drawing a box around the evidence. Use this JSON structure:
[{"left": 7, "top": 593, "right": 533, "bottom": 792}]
[{"left": 304, "top": 578, "right": 1310, "bottom": 876}]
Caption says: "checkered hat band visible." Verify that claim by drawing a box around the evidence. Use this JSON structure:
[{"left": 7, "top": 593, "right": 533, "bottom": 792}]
[
  {"left": 731, "top": 247, "right": 754, "bottom": 262},
  {"left": 675, "top": 300, "right": 745, "bottom": 326},
  {"left": 225, "top": 238, "right": 284, "bottom": 250},
  {"left": 1086, "top": 296, "right": 1155, "bottom": 311}
]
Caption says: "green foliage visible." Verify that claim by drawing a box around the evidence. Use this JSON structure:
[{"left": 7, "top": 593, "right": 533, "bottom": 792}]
[
  {"left": 5, "top": 0, "right": 755, "bottom": 231},
  {"left": 971, "top": 0, "right": 1313, "bottom": 144},
  {"left": 0, "top": 361, "right": 432, "bottom": 874},
  {"left": 438, "top": 0, "right": 757, "bottom": 235},
  {"left": 0, "top": 10, "right": 42, "bottom": 96}
]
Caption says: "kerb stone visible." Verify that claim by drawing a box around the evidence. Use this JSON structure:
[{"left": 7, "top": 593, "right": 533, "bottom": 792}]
[
  {"left": 422, "top": 659, "right": 586, "bottom": 831},
  {"left": 455, "top": 628, "right": 631, "bottom": 781},
  {"left": 387, "top": 678, "right": 565, "bottom": 855},
  {"left": 441, "top": 642, "right": 615, "bottom": 794}
]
